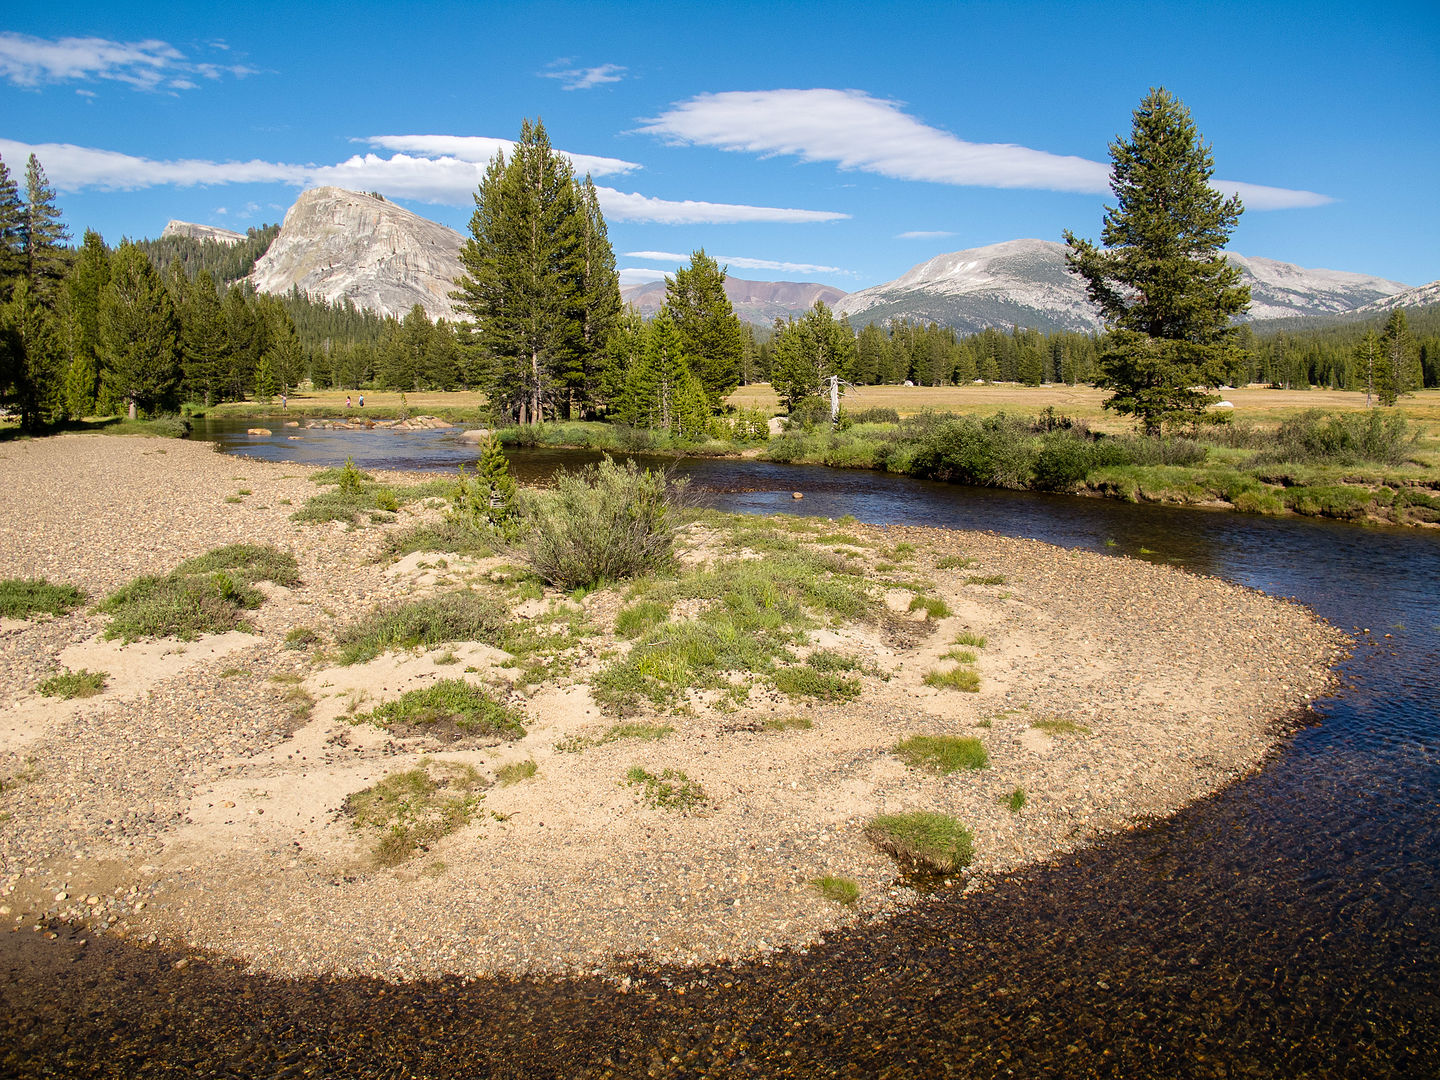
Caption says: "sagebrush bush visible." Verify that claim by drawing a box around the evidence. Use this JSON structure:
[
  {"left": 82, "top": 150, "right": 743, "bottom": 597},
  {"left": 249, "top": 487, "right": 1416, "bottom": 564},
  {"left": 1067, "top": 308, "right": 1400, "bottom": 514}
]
[
  {"left": 521, "top": 457, "right": 688, "bottom": 591},
  {"left": 1258, "top": 409, "right": 1417, "bottom": 466},
  {"left": 334, "top": 590, "right": 507, "bottom": 665}
]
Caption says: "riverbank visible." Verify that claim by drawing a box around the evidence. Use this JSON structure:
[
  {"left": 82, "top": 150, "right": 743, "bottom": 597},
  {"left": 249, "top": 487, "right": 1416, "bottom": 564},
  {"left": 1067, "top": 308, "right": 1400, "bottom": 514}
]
[{"left": 0, "top": 435, "right": 1345, "bottom": 980}]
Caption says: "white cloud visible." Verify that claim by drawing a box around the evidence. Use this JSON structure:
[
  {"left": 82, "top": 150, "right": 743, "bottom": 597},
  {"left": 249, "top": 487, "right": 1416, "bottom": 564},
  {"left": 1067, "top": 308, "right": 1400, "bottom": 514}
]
[
  {"left": 0, "top": 32, "right": 255, "bottom": 92},
  {"left": 619, "top": 267, "right": 671, "bottom": 285},
  {"left": 898, "top": 230, "right": 955, "bottom": 239},
  {"left": 0, "top": 138, "right": 849, "bottom": 225},
  {"left": 640, "top": 88, "right": 1331, "bottom": 210},
  {"left": 625, "top": 250, "right": 846, "bottom": 274},
  {"left": 540, "top": 62, "right": 627, "bottom": 91},
  {"left": 594, "top": 187, "right": 847, "bottom": 225},
  {"left": 362, "top": 135, "right": 640, "bottom": 177}
]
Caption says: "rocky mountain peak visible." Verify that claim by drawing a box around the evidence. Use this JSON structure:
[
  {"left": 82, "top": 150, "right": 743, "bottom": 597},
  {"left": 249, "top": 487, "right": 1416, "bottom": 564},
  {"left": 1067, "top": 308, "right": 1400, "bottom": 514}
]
[
  {"left": 159, "top": 220, "right": 246, "bottom": 246},
  {"left": 249, "top": 187, "right": 467, "bottom": 321}
]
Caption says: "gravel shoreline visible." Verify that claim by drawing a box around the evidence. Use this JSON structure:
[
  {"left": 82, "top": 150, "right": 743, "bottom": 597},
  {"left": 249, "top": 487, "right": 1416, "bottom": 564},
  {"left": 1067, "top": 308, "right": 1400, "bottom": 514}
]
[{"left": 0, "top": 434, "right": 1346, "bottom": 980}]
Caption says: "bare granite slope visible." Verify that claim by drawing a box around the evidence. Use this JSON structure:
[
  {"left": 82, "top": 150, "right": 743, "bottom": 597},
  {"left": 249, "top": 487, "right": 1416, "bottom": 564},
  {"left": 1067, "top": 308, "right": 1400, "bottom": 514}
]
[{"left": 249, "top": 187, "right": 467, "bottom": 321}]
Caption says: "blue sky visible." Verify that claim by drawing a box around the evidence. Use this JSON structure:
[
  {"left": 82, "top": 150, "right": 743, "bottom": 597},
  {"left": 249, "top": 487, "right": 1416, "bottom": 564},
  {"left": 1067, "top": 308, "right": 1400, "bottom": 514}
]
[{"left": 2, "top": 0, "right": 1437, "bottom": 292}]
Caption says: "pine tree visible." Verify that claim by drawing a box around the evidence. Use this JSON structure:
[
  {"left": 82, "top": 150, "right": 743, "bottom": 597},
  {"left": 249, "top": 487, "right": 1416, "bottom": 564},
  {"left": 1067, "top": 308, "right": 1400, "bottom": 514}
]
[
  {"left": 100, "top": 243, "right": 182, "bottom": 415},
  {"left": 0, "top": 278, "right": 62, "bottom": 429},
  {"left": 180, "top": 271, "right": 228, "bottom": 407},
  {"left": 21, "top": 155, "right": 70, "bottom": 296},
  {"left": 1064, "top": 88, "right": 1250, "bottom": 434},
  {"left": 0, "top": 153, "right": 24, "bottom": 297},
  {"left": 664, "top": 250, "right": 744, "bottom": 410},
  {"left": 57, "top": 229, "right": 110, "bottom": 418},
  {"left": 1377, "top": 309, "right": 1421, "bottom": 406},
  {"left": 617, "top": 310, "right": 709, "bottom": 435},
  {"left": 1353, "top": 329, "right": 1382, "bottom": 407},
  {"left": 574, "top": 176, "right": 622, "bottom": 413},
  {"left": 453, "top": 119, "right": 591, "bottom": 424},
  {"left": 770, "top": 301, "right": 857, "bottom": 411}
]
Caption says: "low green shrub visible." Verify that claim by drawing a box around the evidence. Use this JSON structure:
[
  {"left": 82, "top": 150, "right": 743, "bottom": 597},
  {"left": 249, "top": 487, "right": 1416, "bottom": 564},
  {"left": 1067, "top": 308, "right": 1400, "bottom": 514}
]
[
  {"left": 865, "top": 811, "right": 975, "bottom": 873},
  {"left": 521, "top": 457, "right": 688, "bottom": 591},
  {"left": 344, "top": 759, "right": 488, "bottom": 866},
  {"left": 625, "top": 766, "right": 708, "bottom": 812},
  {"left": 908, "top": 594, "right": 950, "bottom": 619},
  {"left": 0, "top": 578, "right": 86, "bottom": 620},
  {"left": 1258, "top": 409, "right": 1417, "bottom": 467},
  {"left": 893, "top": 734, "right": 988, "bottom": 773},
  {"left": 100, "top": 544, "right": 299, "bottom": 641},
  {"left": 334, "top": 590, "right": 506, "bottom": 665},
  {"left": 37, "top": 668, "right": 107, "bottom": 699},
  {"left": 774, "top": 665, "right": 861, "bottom": 701},
  {"left": 355, "top": 678, "right": 525, "bottom": 740}
]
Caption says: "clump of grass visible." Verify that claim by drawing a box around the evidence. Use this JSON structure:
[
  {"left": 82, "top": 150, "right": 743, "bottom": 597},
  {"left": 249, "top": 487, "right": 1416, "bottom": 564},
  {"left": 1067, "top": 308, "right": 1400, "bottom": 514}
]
[
  {"left": 557, "top": 722, "right": 673, "bottom": 753},
  {"left": 0, "top": 578, "right": 86, "bottom": 620},
  {"left": 764, "top": 715, "right": 813, "bottom": 731},
  {"left": 891, "top": 542, "right": 916, "bottom": 557},
  {"left": 625, "top": 766, "right": 708, "bottom": 812},
  {"left": 966, "top": 575, "right": 1007, "bottom": 586},
  {"left": 311, "top": 457, "right": 372, "bottom": 490},
  {"left": 219, "top": 666, "right": 250, "bottom": 678},
  {"left": 865, "top": 811, "right": 975, "bottom": 874},
  {"left": 908, "top": 594, "right": 950, "bottom": 619},
  {"left": 893, "top": 734, "right": 988, "bottom": 773},
  {"left": 774, "top": 665, "right": 861, "bottom": 701},
  {"left": 812, "top": 875, "right": 859, "bottom": 905},
  {"left": 333, "top": 590, "right": 505, "bottom": 665},
  {"left": 494, "top": 759, "right": 537, "bottom": 786},
  {"left": 615, "top": 599, "right": 670, "bottom": 639},
  {"left": 356, "top": 678, "right": 525, "bottom": 740},
  {"left": 954, "top": 631, "right": 987, "bottom": 648},
  {"left": 37, "top": 668, "right": 107, "bottom": 699},
  {"left": 1004, "top": 787, "right": 1027, "bottom": 812},
  {"left": 1032, "top": 717, "right": 1092, "bottom": 737},
  {"left": 236, "top": 488, "right": 252, "bottom": 496},
  {"left": 344, "top": 758, "right": 488, "bottom": 866},
  {"left": 941, "top": 648, "right": 977, "bottom": 664},
  {"left": 284, "top": 626, "right": 320, "bottom": 650},
  {"left": 431, "top": 650, "right": 459, "bottom": 665},
  {"left": 935, "top": 555, "right": 979, "bottom": 570},
  {"left": 923, "top": 666, "right": 980, "bottom": 692},
  {"left": 99, "top": 544, "right": 299, "bottom": 642},
  {"left": 384, "top": 519, "right": 498, "bottom": 560},
  {"left": 521, "top": 457, "right": 690, "bottom": 591},
  {"left": 224, "top": 495, "right": 243, "bottom": 504}
]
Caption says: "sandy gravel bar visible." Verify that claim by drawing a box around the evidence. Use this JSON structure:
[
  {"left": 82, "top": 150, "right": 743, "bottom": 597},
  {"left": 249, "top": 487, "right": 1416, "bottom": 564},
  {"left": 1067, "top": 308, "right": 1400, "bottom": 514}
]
[{"left": 0, "top": 434, "right": 1346, "bottom": 980}]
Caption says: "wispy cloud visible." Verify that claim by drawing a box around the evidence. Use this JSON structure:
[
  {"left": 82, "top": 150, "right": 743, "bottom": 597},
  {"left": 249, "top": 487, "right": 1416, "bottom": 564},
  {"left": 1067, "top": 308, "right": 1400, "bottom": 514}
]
[
  {"left": 362, "top": 135, "right": 640, "bottom": 177},
  {"left": 618, "top": 267, "right": 671, "bottom": 286},
  {"left": 540, "top": 61, "right": 627, "bottom": 91},
  {"left": 625, "top": 250, "right": 847, "bottom": 274},
  {"left": 640, "top": 88, "right": 1331, "bottom": 211},
  {"left": 0, "top": 137, "right": 849, "bottom": 225},
  {"left": 0, "top": 32, "right": 256, "bottom": 92},
  {"left": 898, "top": 229, "right": 955, "bottom": 239}
]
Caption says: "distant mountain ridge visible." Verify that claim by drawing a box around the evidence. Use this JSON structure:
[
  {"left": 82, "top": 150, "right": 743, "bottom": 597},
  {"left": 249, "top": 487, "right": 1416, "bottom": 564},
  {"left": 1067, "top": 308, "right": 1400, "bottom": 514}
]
[
  {"left": 620, "top": 276, "right": 848, "bottom": 324},
  {"left": 834, "top": 239, "right": 1411, "bottom": 334},
  {"left": 159, "top": 220, "right": 247, "bottom": 246}
]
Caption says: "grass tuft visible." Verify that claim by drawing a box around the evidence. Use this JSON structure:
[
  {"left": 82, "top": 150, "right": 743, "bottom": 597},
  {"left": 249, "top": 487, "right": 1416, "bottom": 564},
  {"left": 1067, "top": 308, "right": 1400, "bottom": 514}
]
[
  {"left": 494, "top": 759, "right": 538, "bottom": 786},
  {"left": 344, "top": 758, "right": 488, "bottom": 866},
  {"left": 0, "top": 578, "right": 86, "bottom": 620},
  {"left": 1004, "top": 786, "right": 1027, "bottom": 812},
  {"left": 908, "top": 594, "right": 951, "bottom": 619},
  {"left": 1032, "top": 717, "right": 1092, "bottom": 737},
  {"left": 355, "top": 678, "right": 525, "bottom": 740},
  {"left": 923, "top": 666, "right": 981, "bottom": 692},
  {"left": 557, "top": 722, "right": 673, "bottom": 753},
  {"left": 893, "top": 734, "right": 989, "bottom": 773},
  {"left": 865, "top": 811, "right": 975, "bottom": 874},
  {"left": 625, "top": 766, "right": 708, "bottom": 812},
  {"left": 333, "top": 590, "right": 505, "bottom": 665},
  {"left": 953, "top": 631, "right": 987, "bottom": 648},
  {"left": 812, "top": 875, "right": 860, "bottom": 905},
  {"left": 99, "top": 544, "right": 298, "bottom": 642},
  {"left": 37, "top": 668, "right": 107, "bottom": 699}
]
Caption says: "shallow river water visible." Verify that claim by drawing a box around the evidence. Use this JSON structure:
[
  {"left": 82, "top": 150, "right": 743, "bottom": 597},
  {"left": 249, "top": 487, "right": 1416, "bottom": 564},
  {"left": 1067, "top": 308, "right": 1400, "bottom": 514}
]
[{"left": 3, "top": 420, "right": 1437, "bottom": 1077}]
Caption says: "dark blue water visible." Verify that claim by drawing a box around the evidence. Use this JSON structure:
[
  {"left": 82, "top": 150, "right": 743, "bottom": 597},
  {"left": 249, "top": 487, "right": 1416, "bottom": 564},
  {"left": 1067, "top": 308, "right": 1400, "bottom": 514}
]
[{"left": 14, "top": 420, "right": 1430, "bottom": 1076}]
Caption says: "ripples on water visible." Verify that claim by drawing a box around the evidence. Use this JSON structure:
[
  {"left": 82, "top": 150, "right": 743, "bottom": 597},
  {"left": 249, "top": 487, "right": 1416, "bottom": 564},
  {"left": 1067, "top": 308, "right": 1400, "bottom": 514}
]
[{"left": 4, "top": 422, "right": 1436, "bottom": 1076}]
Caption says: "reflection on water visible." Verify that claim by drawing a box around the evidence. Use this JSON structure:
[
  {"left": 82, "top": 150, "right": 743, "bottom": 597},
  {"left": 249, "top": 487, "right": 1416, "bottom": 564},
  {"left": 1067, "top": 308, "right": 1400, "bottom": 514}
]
[{"left": 3, "top": 421, "right": 1435, "bottom": 1076}]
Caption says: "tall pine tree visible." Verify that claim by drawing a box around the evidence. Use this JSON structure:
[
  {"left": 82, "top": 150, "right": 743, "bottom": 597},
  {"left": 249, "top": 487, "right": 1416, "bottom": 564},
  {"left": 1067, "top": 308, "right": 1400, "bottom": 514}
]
[
  {"left": 1064, "top": 88, "right": 1250, "bottom": 433},
  {"left": 21, "top": 155, "right": 70, "bottom": 296},
  {"left": 100, "top": 243, "right": 182, "bottom": 416},
  {"left": 453, "top": 119, "right": 597, "bottom": 424},
  {"left": 1377, "top": 308, "right": 1421, "bottom": 406},
  {"left": 0, "top": 153, "right": 23, "bottom": 296},
  {"left": 663, "top": 250, "right": 744, "bottom": 410}
]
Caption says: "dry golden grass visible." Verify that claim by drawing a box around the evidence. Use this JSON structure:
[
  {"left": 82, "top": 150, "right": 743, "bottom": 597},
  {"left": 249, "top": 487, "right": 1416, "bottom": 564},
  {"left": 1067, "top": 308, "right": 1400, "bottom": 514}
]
[{"left": 729, "top": 383, "right": 1440, "bottom": 433}]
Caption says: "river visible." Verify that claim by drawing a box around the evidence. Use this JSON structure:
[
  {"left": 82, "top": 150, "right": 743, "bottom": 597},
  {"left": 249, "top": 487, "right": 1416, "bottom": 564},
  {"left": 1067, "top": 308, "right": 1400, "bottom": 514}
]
[{"left": 4, "top": 419, "right": 1436, "bottom": 1077}]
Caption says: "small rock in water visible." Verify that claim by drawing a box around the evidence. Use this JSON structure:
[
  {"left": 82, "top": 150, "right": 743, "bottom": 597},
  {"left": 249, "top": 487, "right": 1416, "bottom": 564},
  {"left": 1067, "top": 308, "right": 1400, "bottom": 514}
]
[{"left": 792, "top": 492, "right": 804, "bottom": 500}]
